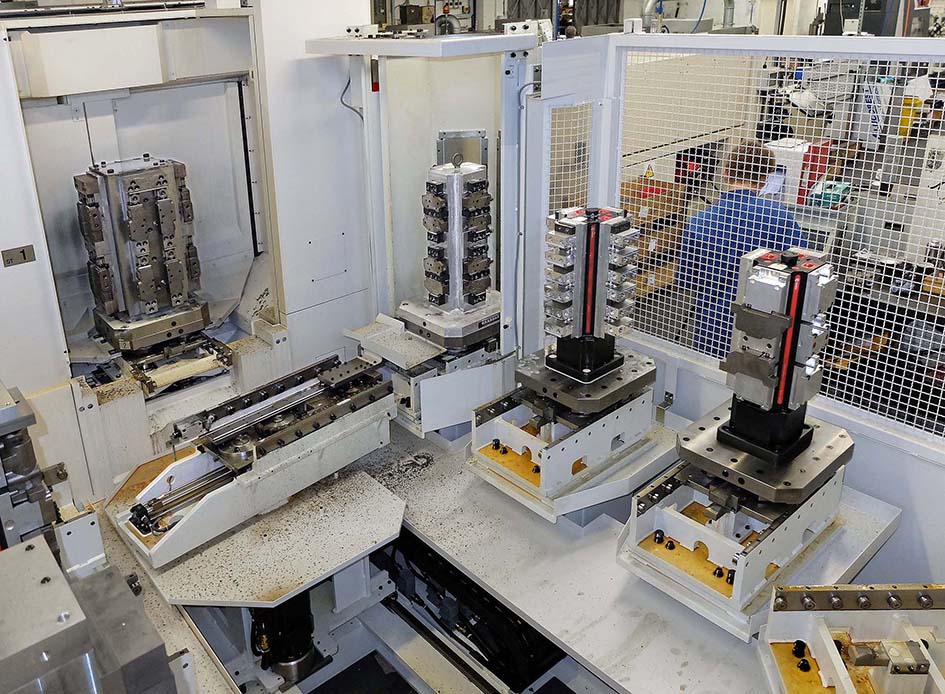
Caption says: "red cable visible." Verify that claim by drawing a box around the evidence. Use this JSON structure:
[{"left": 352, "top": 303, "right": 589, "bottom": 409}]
[
  {"left": 776, "top": 274, "right": 803, "bottom": 407},
  {"left": 584, "top": 225, "right": 598, "bottom": 335}
]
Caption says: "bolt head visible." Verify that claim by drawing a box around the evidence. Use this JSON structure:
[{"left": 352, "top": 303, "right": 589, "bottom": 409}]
[
  {"left": 773, "top": 595, "right": 787, "bottom": 611},
  {"left": 857, "top": 595, "right": 872, "bottom": 609},
  {"left": 829, "top": 595, "right": 843, "bottom": 610},
  {"left": 918, "top": 594, "right": 934, "bottom": 609},
  {"left": 801, "top": 595, "right": 816, "bottom": 610},
  {"left": 887, "top": 594, "right": 903, "bottom": 609}
]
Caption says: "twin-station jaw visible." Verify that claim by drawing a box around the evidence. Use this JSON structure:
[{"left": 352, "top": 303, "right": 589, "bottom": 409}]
[
  {"left": 469, "top": 207, "right": 675, "bottom": 521},
  {"left": 619, "top": 247, "right": 851, "bottom": 641}
]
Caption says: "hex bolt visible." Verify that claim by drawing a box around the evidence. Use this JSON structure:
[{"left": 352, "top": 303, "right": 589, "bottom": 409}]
[
  {"left": 919, "top": 594, "right": 934, "bottom": 609},
  {"left": 829, "top": 594, "right": 844, "bottom": 610},
  {"left": 653, "top": 529, "right": 665, "bottom": 544},
  {"left": 797, "top": 659, "right": 811, "bottom": 672},
  {"left": 801, "top": 594, "right": 817, "bottom": 610},
  {"left": 792, "top": 640, "right": 807, "bottom": 658},
  {"left": 857, "top": 594, "right": 872, "bottom": 609},
  {"left": 887, "top": 594, "right": 903, "bottom": 609}
]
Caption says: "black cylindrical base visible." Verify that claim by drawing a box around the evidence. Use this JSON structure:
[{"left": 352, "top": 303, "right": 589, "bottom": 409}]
[
  {"left": 717, "top": 396, "right": 813, "bottom": 464},
  {"left": 546, "top": 335, "right": 624, "bottom": 383}
]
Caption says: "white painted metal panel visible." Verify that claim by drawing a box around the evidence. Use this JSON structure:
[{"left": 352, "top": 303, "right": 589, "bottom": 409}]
[
  {"left": 17, "top": 25, "right": 166, "bottom": 98},
  {"left": 161, "top": 17, "right": 253, "bottom": 81},
  {"left": 253, "top": 0, "right": 374, "bottom": 325},
  {"left": 418, "top": 359, "right": 507, "bottom": 433},
  {"left": 0, "top": 34, "right": 70, "bottom": 394},
  {"left": 283, "top": 289, "right": 374, "bottom": 370},
  {"left": 305, "top": 33, "right": 536, "bottom": 59}
]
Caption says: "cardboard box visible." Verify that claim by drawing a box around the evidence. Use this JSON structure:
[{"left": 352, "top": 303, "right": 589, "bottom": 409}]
[
  {"left": 765, "top": 137, "right": 835, "bottom": 206},
  {"left": 620, "top": 177, "right": 688, "bottom": 259}
]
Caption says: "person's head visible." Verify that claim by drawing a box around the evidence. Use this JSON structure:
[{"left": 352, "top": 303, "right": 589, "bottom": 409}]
[{"left": 721, "top": 138, "right": 776, "bottom": 191}]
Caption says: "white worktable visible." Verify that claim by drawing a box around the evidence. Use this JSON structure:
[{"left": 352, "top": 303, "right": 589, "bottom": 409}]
[
  {"left": 110, "top": 425, "right": 899, "bottom": 693},
  {"left": 349, "top": 427, "right": 901, "bottom": 694}
]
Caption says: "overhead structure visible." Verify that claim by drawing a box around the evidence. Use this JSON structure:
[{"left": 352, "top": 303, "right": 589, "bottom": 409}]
[
  {"left": 470, "top": 207, "right": 674, "bottom": 521},
  {"left": 620, "top": 247, "right": 850, "bottom": 640}
]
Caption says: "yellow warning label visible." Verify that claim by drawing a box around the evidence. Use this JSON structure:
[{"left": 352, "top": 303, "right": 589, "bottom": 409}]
[{"left": 644, "top": 164, "right": 655, "bottom": 178}]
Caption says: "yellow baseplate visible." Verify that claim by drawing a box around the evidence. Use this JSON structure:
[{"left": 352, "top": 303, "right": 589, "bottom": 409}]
[
  {"left": 478, "top": 443, "right": 540, "bottom": 486},
  {"left": 770, "top": 631, "right": 878, "bottom": 694},
  {"left": 770, "top": 641, "right": 835, "bottom": 693},
  {"left": 638, "top": 501, "right": 778, "bottom": 598},
  {"left": 479, "top": 426, "right": 588, "bottom": 488}
]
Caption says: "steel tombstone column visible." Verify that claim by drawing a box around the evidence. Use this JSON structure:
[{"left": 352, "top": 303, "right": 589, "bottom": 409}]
[
  {"left": 396, "top": 158, "right": 502, "bottom": 351},
  {"left": 468, "top": 206, "right": 667, "bottom": 521},
  {"left": 714, "top": 248, "right": 837, "bottom": 474},
  {"left": 620, "top": 247, "right": 853, "bottom": 639},
  {"left": 543, "top": 207, "right": 637, "bottom": 383},
  {"left": 421, "top": 159, "right": 493, "bottom": 312},
  {"left": 75, "top": 155, "right": 210, "bottom": 354}
]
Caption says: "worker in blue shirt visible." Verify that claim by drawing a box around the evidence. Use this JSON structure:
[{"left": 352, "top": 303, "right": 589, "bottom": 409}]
[{"left": 677, "top": 139, "right": 808, "bottom": 358}]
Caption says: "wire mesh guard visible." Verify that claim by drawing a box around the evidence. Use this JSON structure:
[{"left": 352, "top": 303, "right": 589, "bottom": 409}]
[
  {"left": 549, "top": 102, "right": 594, "bottom": 213},
  {"left": 614, "top": 49, "right": 945, "bottom": 436}
]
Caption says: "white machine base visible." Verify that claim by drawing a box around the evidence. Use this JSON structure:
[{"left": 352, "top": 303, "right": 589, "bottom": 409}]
[
  {"left": 107, "top": 395, "right": 396, "bottom": 568},
  {"left": 469, "top": 424, "right": 677, "bottom": 521},
  {"left": 618, "top": 468, "right": 848, "bottom": 641}
]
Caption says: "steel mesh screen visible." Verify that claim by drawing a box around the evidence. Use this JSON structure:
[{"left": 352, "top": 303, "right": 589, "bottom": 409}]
[
  {"left": 620, "top": 48, "right": 945, "bottom": 435},
  {"left": 549, "top": 102, "right": 594, "bottom": 213}
]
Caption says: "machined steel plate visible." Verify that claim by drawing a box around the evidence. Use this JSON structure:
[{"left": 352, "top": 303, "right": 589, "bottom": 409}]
[
  {"left": 94, "top": 302, "right": 210, "bottom": 352},
  {"left": 772, "top": 584, "right": 945, "bottom": 612},
  {"left": 319, "top": 355, "right": 382, "bottom": 387},
  {"left": 397, "top": 290, "right": 501, "bottom": 349},
  {"left": 677, "top": 402, "right": 853, "bottom": 504},
  {"left": 515, "top": 350, "right": 656, "bottom": 415}
]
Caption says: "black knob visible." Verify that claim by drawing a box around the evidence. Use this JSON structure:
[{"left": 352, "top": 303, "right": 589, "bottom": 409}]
[
  {"left": 665, "top": 540, "right": 676, "bottom": 550},
  {"left": 713, "top": 567, "right": 725, "bottom": 578},
  {"left": 781, "top": 250, "right": 800, "bottom": 267},
  {"left": 653, "top": 529, "right": 665, "bottom": 544},
  {"left": 792, "top": 640, "right": 807, "bottom": 658},
  {"left": 797, "top": 659, "right": 811, "bottom": 672}
]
